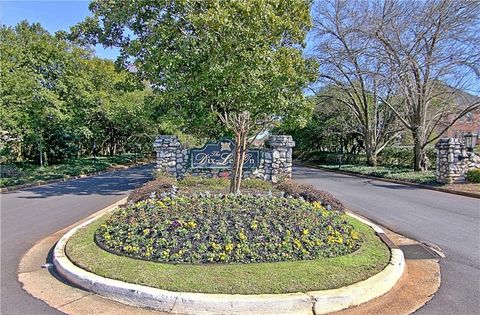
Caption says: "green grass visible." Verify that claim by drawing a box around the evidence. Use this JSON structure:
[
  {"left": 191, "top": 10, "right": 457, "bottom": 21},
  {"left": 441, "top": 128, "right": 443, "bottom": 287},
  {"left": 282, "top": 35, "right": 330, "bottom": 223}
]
[
  {"left": 318, "top": 164, "right": 437, "bottom": 185},
  {"left": 175, "top": 175, "right": 279, "bottom": 195},
  {"left": 0, "top": 154, "right": 149, "bottom": 187},
  {"left": 66, "top": 215, "right": 390, "bottom": 294}
]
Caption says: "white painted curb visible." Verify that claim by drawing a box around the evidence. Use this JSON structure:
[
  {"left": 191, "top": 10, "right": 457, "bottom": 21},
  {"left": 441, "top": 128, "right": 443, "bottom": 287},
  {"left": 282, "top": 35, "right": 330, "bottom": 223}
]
[{"left": 53, "top": 204, "right": 404, "bottom": 315}]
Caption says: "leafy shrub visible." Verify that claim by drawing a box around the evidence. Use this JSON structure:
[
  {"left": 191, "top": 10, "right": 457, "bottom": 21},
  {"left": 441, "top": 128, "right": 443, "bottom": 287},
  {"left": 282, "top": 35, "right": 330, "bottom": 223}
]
[
  {"left": 128, "top": 177, "right": 175, "bottom": 203},
  {"left": 276, "top": 180, "right": 345, "bottom": 212},
  {"left": 379, "top": 146, "right": 436, "bottom": 168},
  {"left": 466, "top": 169, "right": 480, "bottom": 183},
  {"left": 299, "top": 151, "right": 366, "bottom": 165},
  {"left": 0, "top": 165, "right": 24, "bottom": 178},
  {"left": 97, "top": 195, "right": 360, "bottom": 264},
  {"left": 319, "top": 164, "right": 436, "bottom": 185}
]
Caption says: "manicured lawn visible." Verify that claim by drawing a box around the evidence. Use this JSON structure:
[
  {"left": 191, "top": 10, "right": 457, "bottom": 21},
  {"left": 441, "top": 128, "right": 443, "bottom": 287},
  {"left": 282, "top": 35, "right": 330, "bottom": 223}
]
[
  {"left": 66, "top": 215, "right": 390, "bottom": 294},
  {"left": 0, "top": 154, "right": 150, "bottom": 187}
]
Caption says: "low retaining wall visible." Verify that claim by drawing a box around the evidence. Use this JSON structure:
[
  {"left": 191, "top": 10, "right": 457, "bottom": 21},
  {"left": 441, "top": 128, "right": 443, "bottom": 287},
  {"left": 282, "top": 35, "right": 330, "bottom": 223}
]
[
  {"left": 53, "top": 205, "right": 404, "bottom": 315},
  {"left": 153, "top": 135, "right": 295, "bottom": 183}
]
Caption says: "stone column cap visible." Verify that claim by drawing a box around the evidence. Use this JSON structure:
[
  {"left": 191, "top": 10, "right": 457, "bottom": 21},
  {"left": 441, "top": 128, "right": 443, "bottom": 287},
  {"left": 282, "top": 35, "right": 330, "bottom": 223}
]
[
  {"left": 266, "top": 135, "right": 295, "bottom": 148},
  {"left": 435, "top": 138, "right": 462, "bottom": 147},
  {"left": 153, "top": 135, "right": 181, "bottom": 147}
]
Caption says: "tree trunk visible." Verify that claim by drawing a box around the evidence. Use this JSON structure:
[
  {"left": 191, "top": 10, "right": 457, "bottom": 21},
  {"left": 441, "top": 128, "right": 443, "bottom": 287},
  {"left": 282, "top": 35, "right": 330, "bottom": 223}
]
[
  {"left": 230, "top": 131, "right": 247, "bottom": 194},
  {"left": 412, "top": 129, "right": 427, "bottom": 171},
  {"left": 39, "top": 145, "right": 43, "bottom": 166},
  {"left": 364, "top": 132, "right": 377, "bottom": 166},
  {"left": 413, "top": 138, "right": 427, "bottom": 171}
]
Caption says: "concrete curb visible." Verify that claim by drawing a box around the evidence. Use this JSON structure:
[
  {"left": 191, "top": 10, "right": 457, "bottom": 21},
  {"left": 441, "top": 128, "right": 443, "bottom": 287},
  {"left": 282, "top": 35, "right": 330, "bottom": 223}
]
[
  {"left": 0, "top": 161, "right": 153, "bottom": 193},
  {"left": 53, "top": 203, "right": 405, "bottom": 315},
  {"left": 295, "top": 161, "right": 480, "bottom": 199}
]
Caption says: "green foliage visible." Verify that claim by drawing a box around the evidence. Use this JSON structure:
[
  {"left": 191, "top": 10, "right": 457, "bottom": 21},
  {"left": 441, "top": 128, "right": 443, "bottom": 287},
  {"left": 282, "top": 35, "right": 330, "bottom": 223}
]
[
  {"left": 276, "top": 180, "right": 345, "bottom": 211},
  {"left": 0, "top": 22, "right": 157, "bottom": 165},
  {"left": 278, "top": 88, "right": 363, "bottom": 155},
  {"left": 73, "top": 0, "right": 317, "bottom": 137},
  {"left": 319, "top": 164, "right": 437, "bottom": 185},
  {"left": 466, "top": 169, "right": 480, "bottom": 183},
  {"left": 379, "top": 147, "right": 436, "bottom": 169},
  {"left": 97, "top": 195, "right": 360, "bottom": 264}
]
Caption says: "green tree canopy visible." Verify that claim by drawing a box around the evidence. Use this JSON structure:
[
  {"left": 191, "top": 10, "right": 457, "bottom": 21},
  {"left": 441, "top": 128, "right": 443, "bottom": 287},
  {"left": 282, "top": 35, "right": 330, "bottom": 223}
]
[
  {"left": 0, "top": 21, "right": 155, "bottom": 164},
  {"left": 73, "top": 0, "right": 317, "bottom": 192}
]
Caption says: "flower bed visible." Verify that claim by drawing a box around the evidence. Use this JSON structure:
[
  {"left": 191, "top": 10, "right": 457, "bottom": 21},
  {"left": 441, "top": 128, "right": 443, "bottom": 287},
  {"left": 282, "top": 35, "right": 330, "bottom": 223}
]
[{"left": 96, "top": 195, "right": 360, "bottom": 264}]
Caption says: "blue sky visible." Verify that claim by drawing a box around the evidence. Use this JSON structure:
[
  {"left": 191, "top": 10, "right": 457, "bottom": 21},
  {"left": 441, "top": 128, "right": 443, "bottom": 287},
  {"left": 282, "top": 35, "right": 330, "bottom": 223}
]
[{"left": 0, "top": 0, "right": 119, "bottom": 60}]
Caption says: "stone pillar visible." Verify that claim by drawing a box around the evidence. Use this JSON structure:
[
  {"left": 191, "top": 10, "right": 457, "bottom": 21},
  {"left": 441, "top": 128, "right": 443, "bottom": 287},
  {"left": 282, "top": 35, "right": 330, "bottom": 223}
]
[
  {"left": 153, "top": 135, "right": 182, "bottom": 178},
  {"left": 266, "top": 135, "right": 295, "bottom": 183},
  {"left": 435, "top": 138, "right": 468, "bottom": 184}
]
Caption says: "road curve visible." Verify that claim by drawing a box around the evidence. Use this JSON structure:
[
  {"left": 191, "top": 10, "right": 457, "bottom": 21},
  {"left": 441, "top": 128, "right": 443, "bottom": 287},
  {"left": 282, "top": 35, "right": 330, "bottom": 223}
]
[
  {"left": 1, "top": 164, "right": 154, "bottom": 315},
  {"left": 293, "top": 165, "right": 480, "bottom": 315}
]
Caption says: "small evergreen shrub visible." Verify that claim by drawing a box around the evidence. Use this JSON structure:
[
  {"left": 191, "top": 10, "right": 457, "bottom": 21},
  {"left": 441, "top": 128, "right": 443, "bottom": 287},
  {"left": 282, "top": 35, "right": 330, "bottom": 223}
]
[
  {"left": 276, "top": 180, "right": 345, "bottom": 212},
  {"left": 466, "top": 169, "right": 480, "bottom": 183},
  {"left": 128, "top": 177, "right": 175, "bottom": 203}
]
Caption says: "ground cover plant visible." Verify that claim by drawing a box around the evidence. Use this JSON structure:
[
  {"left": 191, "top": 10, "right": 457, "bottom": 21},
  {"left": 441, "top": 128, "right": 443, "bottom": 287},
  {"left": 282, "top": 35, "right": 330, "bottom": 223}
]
[
  {"left": 96, "top": 195, "right": 360, "bottom": 264},
  {"left": 466, "top": 169, "right": 480, "bottom": 183},
  {"left": 317, "top": 164, "right": 437, "bottom": 185},
  {"left": 67, "top": 215, "right": 389, "bottom": 294},
  {"left": 0, "top": 154, "right": 148, "bottom": 187},
  {"left": 128, "top": 174, "right": 344, "bottom": 211}
]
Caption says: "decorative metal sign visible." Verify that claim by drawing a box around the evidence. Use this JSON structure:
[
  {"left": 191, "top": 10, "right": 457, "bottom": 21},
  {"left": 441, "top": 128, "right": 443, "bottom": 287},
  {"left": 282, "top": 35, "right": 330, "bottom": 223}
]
[{"left": 190, "top": 139, "right": 260, "bottom": 169}]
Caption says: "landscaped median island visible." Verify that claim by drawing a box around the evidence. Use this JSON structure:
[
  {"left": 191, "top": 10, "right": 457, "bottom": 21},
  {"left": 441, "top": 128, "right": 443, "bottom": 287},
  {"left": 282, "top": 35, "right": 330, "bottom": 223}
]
[{"left": 59, "top": 175, "right": 399, "bottom": 313}]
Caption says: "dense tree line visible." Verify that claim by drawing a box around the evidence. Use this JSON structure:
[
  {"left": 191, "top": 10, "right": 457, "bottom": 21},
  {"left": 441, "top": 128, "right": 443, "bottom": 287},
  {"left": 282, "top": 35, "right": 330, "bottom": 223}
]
[
  {"left": 0, "top": 21, "right": 158, "bottom": 165},
  {"left": 2, "top": 0, "right": 478, "bottom": 176}
]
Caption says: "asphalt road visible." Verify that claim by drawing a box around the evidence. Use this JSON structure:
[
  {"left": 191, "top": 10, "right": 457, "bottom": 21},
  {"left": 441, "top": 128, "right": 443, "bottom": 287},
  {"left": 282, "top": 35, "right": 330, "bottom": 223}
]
[
  {"left": 293, "top": 165, "right": 480, "bottom": 315},
  {"left": 1, "top": 164, "right": 479, "bottom": 314},
  {"left": 0, "top": 164, "right": 154, "bottom": 315}
]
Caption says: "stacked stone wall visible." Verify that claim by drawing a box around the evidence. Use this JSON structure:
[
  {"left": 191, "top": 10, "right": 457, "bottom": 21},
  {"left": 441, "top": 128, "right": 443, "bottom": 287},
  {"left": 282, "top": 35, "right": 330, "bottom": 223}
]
[
  {"left": 153, "top": 135, "right": 295, "bottom": 183},
  {"left": 435, "top": 138, "right": 480, "bottom": 183}
]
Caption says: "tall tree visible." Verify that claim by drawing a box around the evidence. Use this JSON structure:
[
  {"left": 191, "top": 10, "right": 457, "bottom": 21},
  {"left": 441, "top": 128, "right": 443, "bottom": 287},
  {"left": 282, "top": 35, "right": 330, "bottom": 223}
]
[
  {"left": 0, "top": 21, "right": 154, "bottom": 164},
  {"left": 72, "top": 0, "right": 317, "bottom": 193},
  {"left": 370, "top": 0, "right": 480, "bottom": 171},
  {"left": 311, "top": 0, "right": 400, "bottom": 166}
]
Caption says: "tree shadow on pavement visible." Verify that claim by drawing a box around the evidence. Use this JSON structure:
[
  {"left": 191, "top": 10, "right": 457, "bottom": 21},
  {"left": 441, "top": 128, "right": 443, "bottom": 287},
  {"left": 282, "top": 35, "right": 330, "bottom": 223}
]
[{"left": 13, "top": 164, "right": 154, "bottom": 199}]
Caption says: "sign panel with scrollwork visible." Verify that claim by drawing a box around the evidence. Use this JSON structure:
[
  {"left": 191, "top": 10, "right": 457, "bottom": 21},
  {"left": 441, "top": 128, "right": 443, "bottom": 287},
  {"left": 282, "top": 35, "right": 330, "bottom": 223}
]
[{"left": 190, "top": 139, "right": 260, "bottom": 169}]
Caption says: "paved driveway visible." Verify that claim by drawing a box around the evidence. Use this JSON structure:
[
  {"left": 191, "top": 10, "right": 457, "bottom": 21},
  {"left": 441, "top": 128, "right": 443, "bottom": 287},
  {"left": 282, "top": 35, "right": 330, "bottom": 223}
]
[
  {"left": 293, "top": 165, "right": 480, "bottom": 315},
  {"left": 1, "top": 164, "right": 154, "bottom": 315}
]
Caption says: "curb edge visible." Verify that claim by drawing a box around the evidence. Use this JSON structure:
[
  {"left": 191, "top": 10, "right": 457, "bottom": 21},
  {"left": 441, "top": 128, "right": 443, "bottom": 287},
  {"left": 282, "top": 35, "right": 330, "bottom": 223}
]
[
  {"left": 53, "top": 203, "right": 405, "bottom": 315},
  {"left": 295, "top": 162, "right": 480, "bottom": 199}
]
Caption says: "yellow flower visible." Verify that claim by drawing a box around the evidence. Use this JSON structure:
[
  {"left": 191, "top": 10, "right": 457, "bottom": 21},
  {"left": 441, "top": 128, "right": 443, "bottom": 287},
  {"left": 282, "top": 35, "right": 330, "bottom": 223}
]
[
  {"left": 219, "top": 252, "right": 227, "bottom": 261},
  {"left": 238, "top": 230, "right": 247, "bottom": 241},
  {"left": 312, "top": 201, "right": 322, "bottom": 209},
  {"left": 302, "top": 229, "right": 309, "bottom": 235},
  {"left": 350, "top": 231, "right": 359, "bottom": 240},
  {"left": 293, "top": 239, "right": 302, "bottom": 248},
  {"left": 225, "top": 243, "right": 234, "bottom": 252}
]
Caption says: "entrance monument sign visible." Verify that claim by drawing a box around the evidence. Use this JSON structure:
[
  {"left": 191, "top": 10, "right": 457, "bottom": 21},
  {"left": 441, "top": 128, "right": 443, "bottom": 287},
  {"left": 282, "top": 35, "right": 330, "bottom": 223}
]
[{"left": 190, "top": 139, "right": 260, "bottom": 169}]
